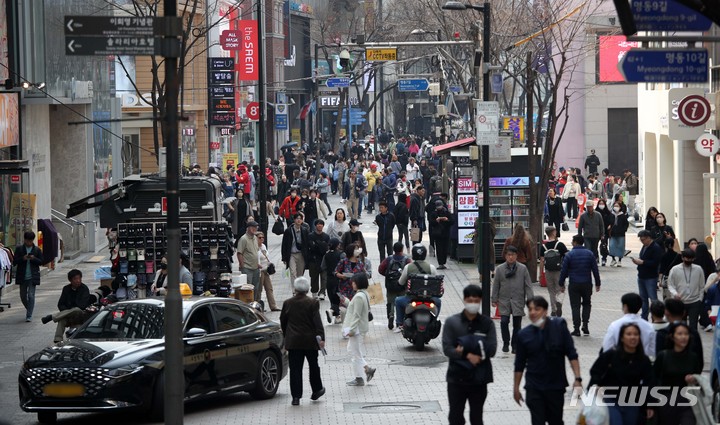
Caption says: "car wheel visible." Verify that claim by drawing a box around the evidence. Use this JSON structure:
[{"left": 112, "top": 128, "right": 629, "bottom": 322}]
[
  {"left": 148, "top": 371, "right": 165, "bottom": 423},
  {"left": 250, "top": 351, "right": 280, "bottom": 400},
  {"left": 37, "top": 411, "right": 57, "bottom": 424}
]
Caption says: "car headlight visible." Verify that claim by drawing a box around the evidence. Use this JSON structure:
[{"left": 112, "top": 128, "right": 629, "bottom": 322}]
[{"left": 105, "top": 364, "right": 144, "bottom": 379}]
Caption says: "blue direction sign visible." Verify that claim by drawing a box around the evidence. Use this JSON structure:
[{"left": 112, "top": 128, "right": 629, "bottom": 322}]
[
  {"left": 398, "top": 79, "right": 429, "bottom": 92},
  {"left": 340, "top": 118, "right": 367, "bottom": 125},
  {"left": 326, "top": 77, "right": 350, "bottom": 88},
  {"left": 618, "top": 48, "right": 708, "bottom": 83},
  {"left": 333, "top": 108, "right": 367, "bottom": 117},
  {"left": 631, "top": 0, "right": 713, "bottom": 32}
]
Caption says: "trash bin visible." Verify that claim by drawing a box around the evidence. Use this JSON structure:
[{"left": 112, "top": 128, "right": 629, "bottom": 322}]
[{"left": 235, "top": 283, "right": 254, "bottom": 303}]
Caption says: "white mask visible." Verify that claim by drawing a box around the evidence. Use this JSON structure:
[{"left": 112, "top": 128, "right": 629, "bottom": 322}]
[
  {"left": 531, "top": 317, "right": 546, "bottom": 328},
  {"left": 598, "top": 205, "right": 605, "bottom": 210},
  {"left": 464, "top": 303, "right": 481, "bottom": 314},
  {"left": 613, "top": 207, "right": 620, "bottom": 212},
  {"left": 353, "top": 248, "right": 362, "bottom": 257}
]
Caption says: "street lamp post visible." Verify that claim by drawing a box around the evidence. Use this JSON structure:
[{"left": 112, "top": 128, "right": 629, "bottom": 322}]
[{"left": 442, "top": 0, "right": 493, "bottom": 316}]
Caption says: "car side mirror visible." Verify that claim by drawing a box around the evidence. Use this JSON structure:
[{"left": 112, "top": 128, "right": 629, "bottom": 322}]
[{"left": 184, "top": 327, "right": 207, "bottom": 339}]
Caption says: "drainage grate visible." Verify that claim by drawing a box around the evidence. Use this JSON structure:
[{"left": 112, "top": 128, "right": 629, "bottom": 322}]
[
  {"left": 344, "top": 400, "right": 441, "bottom": 414},
  {"left": 395, "top": 355, "right": 448, "bottom": 367}
]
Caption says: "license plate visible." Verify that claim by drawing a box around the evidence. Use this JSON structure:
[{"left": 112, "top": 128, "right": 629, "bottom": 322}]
[{"left": 43, "top": 383, "right": 85, "bottom": 398}]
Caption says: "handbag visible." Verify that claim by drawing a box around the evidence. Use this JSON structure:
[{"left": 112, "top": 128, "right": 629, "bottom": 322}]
[
  {"left": 363, "top": 292, "right": 374, "bottom": 321},
  {"left": 272, "top": 219, "right": 284, "bottom": 235},
  {"left": 261, "top": 249, "right": 276, "bottom": 275},
  {"left": 410, "top": 225, "right": 421, "bottom": 242},
  {"left": 561, "top": 222, "right": 569, "bottom": 231}
]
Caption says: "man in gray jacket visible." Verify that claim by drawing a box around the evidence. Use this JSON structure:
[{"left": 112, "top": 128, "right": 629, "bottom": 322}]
[
  {"left": 577, "top": 200, "right": 605, "bottom": 262},
  {"left": 491, "top": 246, "right": 533, "bottom": 353}
]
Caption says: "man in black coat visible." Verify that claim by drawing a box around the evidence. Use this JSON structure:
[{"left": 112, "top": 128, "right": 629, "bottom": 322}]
[
  {"left": 13, "top": 231, "right": 43, "bottom": 321},
  {"left": 41, "top": 269, "right": 91, "bottom": 343},
  {"left": 280, "top": 277, "right": 326, "bottom": 406},
  {"left": 282, "top": 214, "right": 311, "bottom": 284},
  {"left": 409, "top": 186, "right": 427, "bottom": 243},
  {"left": 442, "top": 284, "right": 496, "bottom": 425},
  {"left": 307, "top": 219, "right": 330, "bottom": 299},
  {"left": 428, "top": 200, "right": 454, "bottom": 269},
  {"left": 374, "top": 201, "right": 396, "bottom": 261}
]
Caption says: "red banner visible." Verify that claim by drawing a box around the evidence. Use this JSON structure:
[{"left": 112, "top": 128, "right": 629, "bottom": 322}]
[
  {"left": 598, "top": 35, "right": 640, "bottom": 83},
  {"left": 221, "top": 20, "right": 259, "bottom": 81}
]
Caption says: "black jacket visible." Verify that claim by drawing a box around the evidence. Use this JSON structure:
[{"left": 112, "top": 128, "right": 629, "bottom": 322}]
[
  {"left": 58, "top": 284, "right": 91, "bottom": 311},
  {"left": 374, "top": 212, "right": 396, "bottom": 240},
  {"left": 13, "top": 244, "right": 43, "bottom": 286},
  {"left": 442, "top": 312, "right": 497, "bottom": 385},
  {"left": 409, "top": 193, "right": 426, "bottom": 231},
  {"left": 393, "top": 202, "right": 409, "bottom": 226},
  {"left": 428, "top": 207, "right": 454, "bottom": 239},
  {"left": 280, "top": 293, "right": 325, "bottom": 350},
  {"left": 307, "top": 231, "right": 330, "bottom": 263},
  {"left": 340, "top": 230, "right": 367, "bottom": 255},
  {"left": 281, "top": 225, "right": 310, "bottom": 264},
  {"left": 609, "top": 212, "right": 629, "bottom": 237},
  {"left": 545, "top": 196, "right": 564, "bottom": 223}
]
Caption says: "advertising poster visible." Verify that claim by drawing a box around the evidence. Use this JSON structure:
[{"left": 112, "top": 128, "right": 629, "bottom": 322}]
[
  {"left": 598, "top": 35, "right": 641, "bottom": 82},
  {"left": 458, "top": 228, "right": 476, "bottom": 245},
  {"left": 0, "top": 92, "right": 19, "bottom": 147},
  {"left": 458, "top": 211, "right": 479, "bottom": 228},
  {"left": 457, "top": 194, "right": 478, "bottom": 210},
  {"left": 222, "top": 153, "right": 239, "bottom": 171},
  {"left": 457, "top": 177, "right": 476, "bottom": 193},
  {"left": 8, "top": 193, "right": 37, "bottom": 247},
  {"left": 241, "top": 148, "right": 255, "bottom": 164}
]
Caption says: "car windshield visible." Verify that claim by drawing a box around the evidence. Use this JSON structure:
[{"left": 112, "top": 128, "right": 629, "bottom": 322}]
[{"left": 73, "top": 303, "right": 165, "bottom": 340}]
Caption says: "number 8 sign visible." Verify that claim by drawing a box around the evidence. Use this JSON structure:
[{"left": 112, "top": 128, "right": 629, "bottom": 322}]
[
  {"left": 695, "top": 133, "right": 720, "bottom": 157},
  {"left": 246, "top": 102, "right": 260, "bottom": 121}
]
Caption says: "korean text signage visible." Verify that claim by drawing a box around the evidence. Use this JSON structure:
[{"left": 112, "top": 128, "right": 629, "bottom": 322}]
[
  {"left": 365, "top": 48, "right": 397, "bottom": 62},
  {"left": 696, "top": 134, "right": 720, "bottom": 157},
  {"left": 457, "top": 177, "right": 476, "bottom": 193},
  {"left": 502, "top": 116, "right": 524, "bottom": 142},
  {"left": 631, "top": 0, "right": 712, "bottom": 32},
  {"left": 208, "top": 57, "right": 236, "bottom": 127},
  {"left": 64, "top": 16, "right": 162, "bottom": 56},
  {"left": 475, "top": 101, "right": 500, "bottom": 146},
  {"left": 220, "top": 21, "right": 259, "bottom": 81},
  {"left": 275, "top": 104, "right": 288, "bottom": 130},
  {"left": 618, "top": 48, "right": 708, "bottom": 83}
]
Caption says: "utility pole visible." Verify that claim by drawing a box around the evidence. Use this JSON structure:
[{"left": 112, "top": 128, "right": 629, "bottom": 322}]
[
  {"left": 162, "top": 0, "right": 183, "bottom": 423},
  {"left": 480, "top": 1, "right": 492, "bottom": 317},
  {"left": 257, "top": 0, "right": 268, "bottom": 236}
]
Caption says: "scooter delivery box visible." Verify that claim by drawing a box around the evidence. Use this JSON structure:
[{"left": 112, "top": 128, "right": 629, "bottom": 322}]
[{"left": 407, "top": 274, "right": 444, "bottom": 297}]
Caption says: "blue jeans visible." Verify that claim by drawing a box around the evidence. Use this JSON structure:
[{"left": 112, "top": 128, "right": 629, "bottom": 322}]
[
  {"left": 20, "top": 280, "right": 37, "bottom": 319},
  {"left": 637, "top": 277, "right": 658, "bottom": 320},
  {"left": 395, "top": 296, "right": 442, "bottom": 326},
  {"left": 607, "top": 403, "right": 639, "bottom": 425}
]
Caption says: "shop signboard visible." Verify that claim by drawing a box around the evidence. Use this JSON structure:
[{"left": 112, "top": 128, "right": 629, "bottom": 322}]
[
  {"left": 457, "top": 228, "right": 476, "bottom": 245},
  {"left": 457, "top": 194, "right": 478, "bottom": 211},
  {"left": 458, "top": 211, "right": 479, "bottom": 228},
  {"left": 222, "top": 153, "right": 239, "bottom": 170},
  {"left": 457, "top": 177, "right": 476, "bottom": 193},
  {"left": 8, "top": 193, "right": 37, "bottom": 247}
]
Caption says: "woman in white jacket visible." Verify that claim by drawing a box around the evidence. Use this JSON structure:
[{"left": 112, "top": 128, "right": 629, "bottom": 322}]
[
  {"left": 561, "top": 175, "right": 580, "bottom": 219},
  {"left": 343, "top": 272, "right": 376, "bottom": 386},
  {"left": 325, "top": 208, "right": 350, "bottom": 240}
]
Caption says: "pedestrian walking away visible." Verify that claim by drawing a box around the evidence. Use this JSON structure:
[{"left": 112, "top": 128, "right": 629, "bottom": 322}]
[
  {"left": 539, "top": 226, "right": 568, "bottom": 317},
  {"left": 343, "top": 273, "right": 376, "bottom": 386},
  {"left": 256, "top": 232, "right": 280, "bottom": 311},
  {"left": 280, "top": 277, "right": 326, "bottom": 406},
  {"left": 514, "top": 296, "right": 582, "bottom": 425},
  {"left": 428, "top": 199, "right": 453, "bottom": 269},
  {"left": 236, "top": 221, "right": 261, "bottom": 301},
  {"left": 13, "top": 231, "right": 42, "bottom": 321},
  {"left": 281, "top": 214, "right": 310, "bottom": 284},
  {"left": 378, "top": 242, "right": 412, "bottom": 330},
  {"left": 442, "top": 284, "right": 496, "bottom": 425},
  {"left": 491, "top": 246, "right": 533, "bottom": 353},
  {"left": 559, "top": 234, "right": 601, "bottom": 336}
]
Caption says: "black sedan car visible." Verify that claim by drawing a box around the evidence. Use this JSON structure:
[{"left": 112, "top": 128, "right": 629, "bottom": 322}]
[{"left": 18, "top": 298, "right": 288, "bottom": 424}]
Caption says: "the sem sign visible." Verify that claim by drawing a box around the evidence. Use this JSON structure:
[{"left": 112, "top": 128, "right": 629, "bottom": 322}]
[{"left": 220, "top": 21, "right": 258, "bottom": 81}]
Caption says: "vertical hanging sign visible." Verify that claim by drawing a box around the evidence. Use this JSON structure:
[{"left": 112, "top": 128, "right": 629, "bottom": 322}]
[{"left": 219, "top": 20, "right": 259, "bottom": 81}]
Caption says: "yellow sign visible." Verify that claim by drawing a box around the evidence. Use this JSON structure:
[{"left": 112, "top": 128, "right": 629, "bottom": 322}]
[
  {"left": 222, "top": 153, "right": 239, "bottom": 171},
  {"left": 291, "top": 128, "right": 301, "bottom": 143},
  {"left": 366, "top": 47, "right": 397, "bottom": 62},
  {"left": 503, "top": 116, "right": 525, "bottom": 142},
  {"left": 8, "top": 193, "right": 37, "bottom": 247}
]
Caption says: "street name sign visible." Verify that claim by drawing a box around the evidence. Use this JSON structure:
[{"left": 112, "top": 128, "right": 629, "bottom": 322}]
[
  {"left": 366, "top": 47, "right": 397, "bottom": 62},
  {"left": 326, "top": 77, "right": 350, "bottom": 88},
  {"left": 398, "top": 79, "right": 430, "bottom": 92},
  {"left": 475, "top": 101, "right": 500, "bottom": 146},
  {"left": 631, "top": 0, "right": 713, "bottom": 32},
  {"left": 64, "top": 16, "right": 165, "bottom": 56},
  {"left": 618, "top": 48, "right": 708, "bottom": 83}
]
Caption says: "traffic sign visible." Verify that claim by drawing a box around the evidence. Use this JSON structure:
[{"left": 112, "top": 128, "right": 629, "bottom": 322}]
[
  {"left": 618, "top": 48, "right": 708, "bottom": 83},
  {"left": 66, "top": 36, "right": 157, "bottom": 56},
  {"left": 678, "top": 95, "right": 712, "bottom": 127},
  {"left": 326, "top": 77, "right": 350, "bottom": 88},
  {"left": 64, "top": 16, "right": 156, "bottom": 36},
  {"left": 398, "top": 79, "right": 430, "bottom": 92},
  {"left": 366, "top": 47, "right": 397, "bottom": 62},
  {"left": 631, "top": 0, "right": 713, "bottom": 32},
  {"left": 246, "top": 102, "right": 260, "bottom": 121},
  {"left": 475, "top": 101, "right": 499, "bottom": 146},
  {"left": 696, "top": 134, "right": 720, "bottom": 157}
]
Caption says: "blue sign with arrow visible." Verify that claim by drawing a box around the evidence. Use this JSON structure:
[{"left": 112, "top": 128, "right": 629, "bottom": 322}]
[
  {"left": 631, "top": 0, "right": 713, "bottom": 32},
  {"left": 398, "top": 79, "right": 429, "bottom": 92},
  {"left": 618, "top": 48, "right": 708, "bottom": 83},
  {"left": 326, "top": 77, "right": 350, "bottom": 88}
]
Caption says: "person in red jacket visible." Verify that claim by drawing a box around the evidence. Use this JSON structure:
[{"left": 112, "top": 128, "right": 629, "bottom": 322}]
[
  {"left": 279, "top": 188, "right": 301, "bottom": 226},
  {"left": 236, "top": 164, "right": 251, "bottom": 196}
]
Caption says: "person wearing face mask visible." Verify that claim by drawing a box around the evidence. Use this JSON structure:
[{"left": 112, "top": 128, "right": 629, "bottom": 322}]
[
  {"left": 595, "top": 199, "right": 613, "bottom": 266},
  {"left": 561, "top": 175, "right": 580, "bottom": 219},
  {"left": 340, "top": 219, "right": 367, "bottom": 254},
  {"left": 442, "top": 284, "right": 497, "bottom": 425},
  {"left": 491, "top": 246, "right": 533, "bottom": 353},
  {"left": 650, "top": 212, "right": 675, "bottom": 247},
  {"left": 607, "top": 201, "right": 629, "bottom": 268},
  {"left": 513, "top": 296, "right": 582, "bottom": 425},
  {"left": 667, "top": 249, "right": 706, "bottom": 331},
  {"left": 279, "top": 188, "right": 302, "bottom": 227},
  {"left": 544, "top": 188, "right": 565, "bottom": 238}
]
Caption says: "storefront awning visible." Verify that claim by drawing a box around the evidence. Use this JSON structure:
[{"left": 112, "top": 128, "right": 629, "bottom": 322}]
[{"left": 432, "top": 137, "right": 476, "bottom": 155}]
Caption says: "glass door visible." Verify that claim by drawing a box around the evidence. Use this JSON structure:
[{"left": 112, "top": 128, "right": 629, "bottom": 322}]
[{"left": 511, "top": 188, "right": 530, "bottom": 230}]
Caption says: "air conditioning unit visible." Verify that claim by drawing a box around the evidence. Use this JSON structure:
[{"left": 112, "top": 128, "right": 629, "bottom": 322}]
[
  {"left": 73, "top": 81, "right": 94, "bottom": 98},
  {"left": 436, "top": 104, "right": 448, "bottom": 117}
]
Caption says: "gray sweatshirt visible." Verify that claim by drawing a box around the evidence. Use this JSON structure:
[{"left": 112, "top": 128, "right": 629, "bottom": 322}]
[{"left": 578, "top": 211, "right": 605, "bottom": 239}]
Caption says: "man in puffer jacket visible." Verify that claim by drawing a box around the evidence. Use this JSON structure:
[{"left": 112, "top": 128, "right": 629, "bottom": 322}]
[{"left": 559, "top": 234, "right": 601, "bottom": 337}]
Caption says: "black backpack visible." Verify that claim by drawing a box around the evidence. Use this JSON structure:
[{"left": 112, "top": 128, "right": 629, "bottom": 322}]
[
  {"left": 385, "top": 256, "right": 407, "bottom": 293},
  {"left": 544, "top": 241, "right": 563, "bottom": 271}
]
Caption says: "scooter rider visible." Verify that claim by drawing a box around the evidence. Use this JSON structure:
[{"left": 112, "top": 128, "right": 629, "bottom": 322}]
[{"left": 393, "top": 244, "right": 444, "bottom": 333}]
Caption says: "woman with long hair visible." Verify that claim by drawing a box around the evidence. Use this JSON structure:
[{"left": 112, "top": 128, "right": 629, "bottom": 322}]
[
  {"left": 325, "top": 208, "right": 350, "bottom": 240},
  {"left": 653, "top": 322, "right": 703, "bottom": 424},
  {"left": 589, "top": 323, "right": 655, "bottom": 424},
  {"left": 334, "top": 243, "right": 366, "bottom": 304},
  {"left": 561, "top": 175, "right": 580, "bottom": 219},
  {"left": 645, "top": 207, "right": 659, "bottom": 231},
  {"left": 255, "top": 232, "right": 280, "bottom": 311},
  {"left": 651, "top": 212, "right": 675, "bottom": 247},
  {"left": 502, "top": 223, "right": 533, "bottom": 267},
  {"left": 343, "top": 272, "right": 376, "bottom": 386},
  {"left": 608, "top": 201, "right": 629, "bottom": 267}
]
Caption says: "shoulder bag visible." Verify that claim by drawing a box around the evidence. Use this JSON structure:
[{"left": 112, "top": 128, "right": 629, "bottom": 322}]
[{"left": 261, "top": 249, "right": 276, "bottom": 275}]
